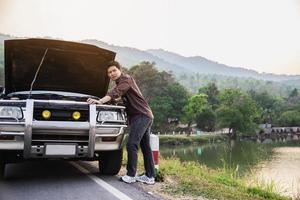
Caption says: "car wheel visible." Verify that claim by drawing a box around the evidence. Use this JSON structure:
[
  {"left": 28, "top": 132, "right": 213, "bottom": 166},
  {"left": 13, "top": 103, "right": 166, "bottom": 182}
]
[
  {"left": 0, "top": 161, "right": 5, "bottom": 180},
  {"left": 98, "top": 149, "right": 123, "bottom": 175}
]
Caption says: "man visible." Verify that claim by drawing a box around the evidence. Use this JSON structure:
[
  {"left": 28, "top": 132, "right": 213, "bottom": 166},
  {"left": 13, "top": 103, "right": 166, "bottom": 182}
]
[{"left": 87, "top": 61, "right": 155, "bottom": 185}]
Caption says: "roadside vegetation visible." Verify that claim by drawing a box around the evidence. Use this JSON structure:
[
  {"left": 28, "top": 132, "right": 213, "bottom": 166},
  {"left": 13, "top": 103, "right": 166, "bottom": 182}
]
[
  {"left": 158, "top": 158, "right": 289, "bottom": 200},
  {"left": 122, "top": 150, "right": 289, "bottom": 200}
]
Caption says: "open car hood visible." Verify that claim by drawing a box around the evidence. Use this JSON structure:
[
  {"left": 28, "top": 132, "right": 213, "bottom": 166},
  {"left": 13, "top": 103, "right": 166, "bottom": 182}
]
[{"left": 4, "top": 38, "right": 116, "bottom": 97}]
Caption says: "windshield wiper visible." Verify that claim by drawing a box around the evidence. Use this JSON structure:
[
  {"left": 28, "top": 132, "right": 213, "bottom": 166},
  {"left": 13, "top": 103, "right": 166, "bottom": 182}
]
[{"left": 28, "top": 48, "right": 48, "bottom": 99}]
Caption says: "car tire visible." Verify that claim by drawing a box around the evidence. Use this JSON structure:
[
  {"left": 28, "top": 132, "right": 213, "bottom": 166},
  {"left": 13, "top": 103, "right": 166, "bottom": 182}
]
[
  {"left": 0, "top": 161, "right": 5, "bottom": 180},
  {"left": 98, "top": 149, "right": 123, "bottom": 175}
]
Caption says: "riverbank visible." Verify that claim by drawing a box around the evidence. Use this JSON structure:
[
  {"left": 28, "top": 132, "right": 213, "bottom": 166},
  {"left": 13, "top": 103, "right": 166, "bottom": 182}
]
[
  {"left": 158, "top": 134, "right": 227, "bottom": 146},
  {"left": 122, "top": 150, "right": 289, "bottom": 200}
]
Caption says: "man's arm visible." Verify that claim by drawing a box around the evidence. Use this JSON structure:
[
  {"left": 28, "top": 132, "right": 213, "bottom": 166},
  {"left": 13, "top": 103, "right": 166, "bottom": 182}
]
[
  {"left": 106, "top": 79, "right": 131, "bottom": 100},
  {"left": 87, "top": 77, "right": 131, "bottom": 105}
]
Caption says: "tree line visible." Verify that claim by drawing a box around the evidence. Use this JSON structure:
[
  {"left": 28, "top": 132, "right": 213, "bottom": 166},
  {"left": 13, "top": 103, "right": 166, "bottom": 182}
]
[
  {"left": 125, "top": 61, "right": 300, "bottom": 138},
  {"left": 177, "top": 72, "right": 300, "bottom": 97}
]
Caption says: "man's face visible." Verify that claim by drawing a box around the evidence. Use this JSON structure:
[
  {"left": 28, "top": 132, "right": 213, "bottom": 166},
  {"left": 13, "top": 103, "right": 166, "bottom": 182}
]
[{"left": 107, "top": 66, "right": 122, "bottom": 81}]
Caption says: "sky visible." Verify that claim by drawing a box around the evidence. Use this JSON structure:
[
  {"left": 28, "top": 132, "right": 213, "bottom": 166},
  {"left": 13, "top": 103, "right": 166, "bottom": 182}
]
[{"left": 0, "top": 0, "right": 300, "bottom": 75}]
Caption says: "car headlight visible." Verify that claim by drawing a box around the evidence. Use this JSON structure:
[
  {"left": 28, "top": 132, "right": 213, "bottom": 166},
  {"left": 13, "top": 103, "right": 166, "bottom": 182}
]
[
  {"left": 97, "top": 111, "right": 123, "bottom": 122},
  {"left": 0, "top": 106, "right": 23, "bottom": 119}
]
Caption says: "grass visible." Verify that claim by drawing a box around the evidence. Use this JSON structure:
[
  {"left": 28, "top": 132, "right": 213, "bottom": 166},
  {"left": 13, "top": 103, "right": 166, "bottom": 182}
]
[
  {"left": 122, "top": 150, "right": 290, "bottom": 200},
  {"left": 158, "top": 158, "right": 290, "bottom": 200}
]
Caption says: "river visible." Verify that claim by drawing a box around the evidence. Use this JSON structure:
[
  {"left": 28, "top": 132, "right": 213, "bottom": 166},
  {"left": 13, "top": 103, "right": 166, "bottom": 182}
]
[{"left": 160, "top": 139, "right": 300, "bottom": 198}]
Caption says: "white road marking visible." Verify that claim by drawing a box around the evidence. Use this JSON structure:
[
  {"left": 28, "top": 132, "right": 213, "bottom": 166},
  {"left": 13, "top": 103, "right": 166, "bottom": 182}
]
[{"left": 70, "top": 162, "right": 133, "bottom": 200}]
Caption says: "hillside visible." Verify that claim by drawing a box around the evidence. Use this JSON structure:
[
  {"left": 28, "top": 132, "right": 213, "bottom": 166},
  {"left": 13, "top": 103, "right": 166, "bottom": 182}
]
[
  {"left": 146, "top": 49, "right": 300, "bottom": 82},
  {"left": 0, "top": 34, "right": 299, "bottom": 93},
  {"left": 81, "top": 39, "right": 187, "bottom": 74},
  {"left": 81, "top": 39, "right": 300, "bottom": 84}
]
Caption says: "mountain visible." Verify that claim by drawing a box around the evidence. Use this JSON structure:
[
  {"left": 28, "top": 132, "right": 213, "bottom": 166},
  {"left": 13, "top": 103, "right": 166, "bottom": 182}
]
[
  {"left": 81, "top": 39, "right": 300, "bottom": 83},
  {"left": 146, "top": 49, "right": 300, "bottom": 82},
  {"left": 81, "top": 39, "right": 187, "bottom": 74},
  {"left": 0, "top": 33, "right": 300, "bottom": 87}
]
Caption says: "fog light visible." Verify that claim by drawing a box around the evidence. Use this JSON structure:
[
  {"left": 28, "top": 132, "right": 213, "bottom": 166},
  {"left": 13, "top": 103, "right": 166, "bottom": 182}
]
[
  {"left": 72, "top": 111, "right": 81, "bottom": 120},
  {"left": 42, "top": 110, "right": 51, "bottom": 119}
]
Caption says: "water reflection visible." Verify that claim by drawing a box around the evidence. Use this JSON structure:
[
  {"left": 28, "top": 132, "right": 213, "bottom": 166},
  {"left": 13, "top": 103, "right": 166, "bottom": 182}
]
[
  {"left": 160, "top": 140, "right": 300, "bottom": 175},
  {"left": 249, "top": 147, "right": 300, "bottom": 198}
]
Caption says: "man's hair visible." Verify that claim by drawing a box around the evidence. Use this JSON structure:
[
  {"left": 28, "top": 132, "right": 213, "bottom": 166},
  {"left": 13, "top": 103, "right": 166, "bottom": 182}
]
[{"left": 107, "top": 61, "right": 122, "bottom": 70}]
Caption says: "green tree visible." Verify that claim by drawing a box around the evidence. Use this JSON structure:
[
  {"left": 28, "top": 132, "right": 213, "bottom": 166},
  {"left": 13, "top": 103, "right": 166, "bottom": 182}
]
[
  {"left": 166, "top": 83, "right": 189, "bottom": 120},
  {"left": 216, "top": 89, "right": 258, "bottom": 139},
  {"left": 248, "top": 90, "right": 282, "bottom": 124},
  {"left": 149, "top": 84, "right": 189, "bottom": 130},
  {"left": 198, "top": 82, "right": 219, "bottom": 108},
  {"left": 149, "top": 96, "right": 173, "bottom": 130},
  {"left": 289, "top": 88, "right": 299, "bottom": 98},
  {"left": 196, "top": 107, "right": 216, "bottom": 131},
  {"left": 182, "top": 94, "right": 208, "bottom": 128},
  {"left": 278, "top": 110, "right": 300, "bottom": 126},
  {"left": 128, "top": 61, "right": 189, "bottom": 131},
  {"left": 129, "top": 61, "right": 175, "bottom": 102},
  {"left": 196, "top": 82, "right": 219, "bottom": 131}
]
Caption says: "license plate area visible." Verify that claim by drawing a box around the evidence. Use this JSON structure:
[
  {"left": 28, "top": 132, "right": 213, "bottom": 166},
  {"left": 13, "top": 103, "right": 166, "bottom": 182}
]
[{"left": 45, "top": 144, "right": 77, "bottom": 156}]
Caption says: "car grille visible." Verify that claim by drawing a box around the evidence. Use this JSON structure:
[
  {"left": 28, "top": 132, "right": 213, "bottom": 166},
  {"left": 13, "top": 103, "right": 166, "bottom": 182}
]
[{"left": 31, "top": 133, "right": 89, "bottom": 145}]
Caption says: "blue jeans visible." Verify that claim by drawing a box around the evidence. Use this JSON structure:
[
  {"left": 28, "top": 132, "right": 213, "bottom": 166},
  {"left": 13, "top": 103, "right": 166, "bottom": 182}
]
[{"left": 126, "top": 115, "right": 155, "bottom": 178}]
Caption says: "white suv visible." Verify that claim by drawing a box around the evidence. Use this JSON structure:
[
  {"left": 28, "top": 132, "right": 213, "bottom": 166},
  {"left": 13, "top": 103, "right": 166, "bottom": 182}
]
[{"left": 0, "top": 38, "right": 127, "bottom": 178}]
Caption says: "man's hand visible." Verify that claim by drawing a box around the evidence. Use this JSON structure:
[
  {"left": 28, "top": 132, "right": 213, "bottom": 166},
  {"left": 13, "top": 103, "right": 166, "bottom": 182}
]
[
  {"left": 87, "top": 96, "right": 111, "bottom": 105},
  {"left": 87, "top": 98, "right": 103, "bottom": 105}
]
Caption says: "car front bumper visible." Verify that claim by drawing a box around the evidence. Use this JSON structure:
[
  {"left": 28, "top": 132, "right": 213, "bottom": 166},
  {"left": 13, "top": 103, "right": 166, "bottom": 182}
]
[{"left": 0, "top": 99, "right": 127, "bottom": 159}]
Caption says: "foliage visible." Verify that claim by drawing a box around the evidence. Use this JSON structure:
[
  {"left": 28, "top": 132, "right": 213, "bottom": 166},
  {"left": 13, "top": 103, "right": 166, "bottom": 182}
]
[
  {"left": 289, "top": 88, "right": 298, "bottom": 98},
  {"left": 285, "top": 94, "right": 300, "bottom": 111},
  {"left": 196, "top": 107, "right": 217, "bottom": 131},
  {"left": 182, "top": 94, "right": 208, "bottom": 126},
  {"left": 129, "top": 61, "right": 172, "bottom": 101},
  {"left": 198, "top": 82, "right": 219, "bottom": 108},
  {"left": 196, "top": 82, "right": 219, "bottom": 131},
  {"left": 178, "top": 73, "right": 299, "bottom": 97},
  {"left": 128, "top": 61, "right": 189, "bottom": 131},
  {"left": 149, "top": 96, "right": 173, "bottom": 129},
  {"left": 278, "top": 110, "right": 300, "bottom": 126},
  {"left": 248, "top": 90, "right": 284, "bottom": 124},
  {"left": 165, "top": 83, "right": 189, "bottom": 119},
  {"left": 216, "top": 89, "right": 258, "bottom": 137}
]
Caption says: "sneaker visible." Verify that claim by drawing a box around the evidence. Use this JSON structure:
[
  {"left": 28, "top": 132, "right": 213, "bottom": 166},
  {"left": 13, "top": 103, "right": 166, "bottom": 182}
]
[
  {"left": 136, "top": 175, "right": 155, "bottom": 185},
  {"left": 120, "top": 175, "right": 136, "bottom": 184}
]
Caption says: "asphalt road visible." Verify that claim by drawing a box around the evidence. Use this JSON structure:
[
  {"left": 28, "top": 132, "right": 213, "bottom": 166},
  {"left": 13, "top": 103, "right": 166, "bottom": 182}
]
[{"left": 0, "top": 160, "right": 163, "bottom": 200}]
